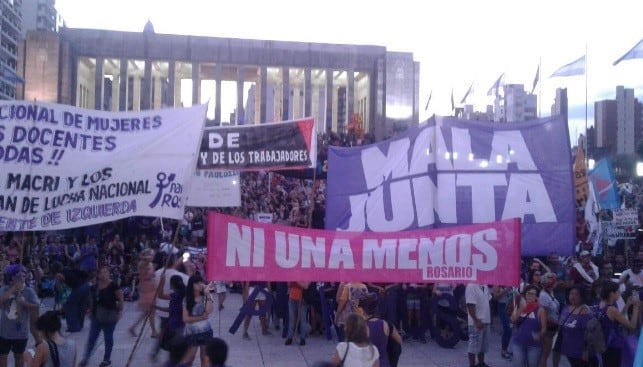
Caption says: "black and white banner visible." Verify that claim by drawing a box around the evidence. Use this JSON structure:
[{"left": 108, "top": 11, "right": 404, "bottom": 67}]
[
  {"left": 197, "top": 118, "right": 316, "bottom": 171},
  {"left": 0, "top": 101, "right": 207, "bottom": 230}
]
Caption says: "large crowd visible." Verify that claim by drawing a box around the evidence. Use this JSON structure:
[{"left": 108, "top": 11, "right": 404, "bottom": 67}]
[{"left": 0, "top": 131, "right": 642, "bottom": 367}]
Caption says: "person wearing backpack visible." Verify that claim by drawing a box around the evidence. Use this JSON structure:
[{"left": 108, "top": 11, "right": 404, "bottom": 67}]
[
  {"left": 598, "top": 280, "right": 640, "bottom": 367},
  {"left": 558, "top": 286, "right": 598, "bottom": 367}
]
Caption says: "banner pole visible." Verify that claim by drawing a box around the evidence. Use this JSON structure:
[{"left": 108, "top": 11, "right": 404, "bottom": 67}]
[{"left": 125, "top": 218, "right": 182, "bottom": 367}]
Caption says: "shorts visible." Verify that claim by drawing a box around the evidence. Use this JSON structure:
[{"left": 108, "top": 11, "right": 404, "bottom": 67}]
[
  {"left": 467, "top": 324, "right": 490, "bottom": 354},
  {"left": 184, "top": 329, "right": 213, "bottom": 346},
  {"left": 249, "top": 287, "right": 267, "bottom": 301},
  {"left": 0, "top": 337, "right": 28, "bottom": 355},
  {"left": 192, "top": 229, "right": 204, "bottom": 238},
  {"left": 215, "top": 282, "right": 227, "bottom": 294},
  {"left": 406, "top": 298, "right": 420, "bottom": 310}
]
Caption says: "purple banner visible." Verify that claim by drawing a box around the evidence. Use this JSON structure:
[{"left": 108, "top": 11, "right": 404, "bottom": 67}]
[{"left": 325, "top": 115, "right": 575, "bottom": 256}]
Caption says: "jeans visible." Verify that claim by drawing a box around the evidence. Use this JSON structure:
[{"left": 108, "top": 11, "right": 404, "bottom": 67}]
[
  {"left": 498, "top": 302, "right": 512, "bottom": 351},
  {"left": 64, "top": 283, "right": 90, "bottom": 332},
  {"left": 511, "top": 341, "right": 541, "bottom": 367},
  {"left": 287, "top": 299, "right": 309, "bottom": 339},
  {"left": 83, "top": 317, "right": 117, "bottom": 362}
]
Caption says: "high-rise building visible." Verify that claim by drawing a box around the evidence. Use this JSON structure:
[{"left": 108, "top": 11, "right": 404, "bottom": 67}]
[
  {"left": 494, "top": 84, "right": 537, "bottom": 123},
  {"left": 21, "top": 0, "right": 63, "bottom": 36},
  {"left": 616, "top": 86, "right": 637, "bottom": 155},
  {"left": 551, "top": 88, "right": 568, "bottom": 121},
  {"left": 592, "top": 86, "right": 643, "bottom": 155},
  {"left": 0, "top": 0, "right": 23, "bottom": 99},
  {"left": 594, "top": 99, "right": 617, "bottom": 154}
]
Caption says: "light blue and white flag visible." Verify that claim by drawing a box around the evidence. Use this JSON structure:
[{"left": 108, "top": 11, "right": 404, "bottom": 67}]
[
  {"left": 487, "top": 73, "right": 504, "bottom": 96},
  {"left": 550, "top": 55, "right": 585, "bottom": 77},
  {"left": 613, "top": 38, "right": 643, "bottom": 65}
]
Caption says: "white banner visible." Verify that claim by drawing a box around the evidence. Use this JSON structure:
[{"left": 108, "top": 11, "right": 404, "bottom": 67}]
[
  {"left": 0, "top": 101, "right": 207, "bottom": 230},
  {"left": 611, "top": 208, "right": 639, "bottom": 228},
  {"left": 187, "top": 170, "right": 241, "bottom": 207}
]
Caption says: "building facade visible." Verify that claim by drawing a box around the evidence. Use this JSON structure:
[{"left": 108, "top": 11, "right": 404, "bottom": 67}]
[
  {"left": 503, "top": 84, "right": 537, "bottom": 122},
  {"left": 1, "top": 0, "right": 23, "bottom": 99},
  {"left": 593, "top": 86, "right": 643, "bottom": 156},
  {"left": 20, "top": 0, "right": 62, "bottom": 37},
  {"left": 21, "top": 26, "right": 420, "bottom": 138}
]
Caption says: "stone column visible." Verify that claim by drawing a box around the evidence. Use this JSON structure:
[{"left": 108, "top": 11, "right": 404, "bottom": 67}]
[
  {"left": 141, "top": 60, "right": 152, "bottom": 110},
  {"left": 111, "top": 71, "right": 119, "bottom": 111},
  {"left": 347, "top": 68, "right": 355, "bottom": 120},
  {"left": 236, "top": 67, "right": 245, "bottom": 124},
  {"left": 325, "top": 68, "right": 333, "bottom": 132},
  {"left": 214, "top": 64, "right": 222, "bottom": 124},
  {"left": 304, "top": 68, "right": 312, "bottom": 117},
  {"left": 260, "top": 66, "right": 267, "bottom": 123},
  {"left": 94, "top": 57, "right": 104, "bottom": 110},
  {"left": 282, "top": 67, "right": 289, "bottom": 121},
  {"left": 167, "top": 60, "right": 175, "bottom": 107},
  {"left": 118, "top": 58, "right": 128, "bottom": 111},
  {"left": 192, "top": 62, "right": 199, "bottom": 105}
]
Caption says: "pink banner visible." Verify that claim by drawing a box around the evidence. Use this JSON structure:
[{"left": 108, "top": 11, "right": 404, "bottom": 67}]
[{"left": 207, "top": 213, "right": 521, "bottom": 286}]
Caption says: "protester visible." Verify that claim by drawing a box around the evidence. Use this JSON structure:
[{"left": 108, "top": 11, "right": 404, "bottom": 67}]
[
  {"left": 285, "top": 281, "right": 310, "bottom": 346},
  {"left": 182, "top": 274, "right": 214, "bottom": 366},
  {"left": 465, "top": 283, "right": 492, "bottom": 367},
  {"left": 154, "top": 253, "right": 189, "bottom": 357},
  {"left": 598, "top": 281, "right": 640, "bottom": 367},
  {"left": 0, "top": 264, "right": 41, "bottom": 367},
  {"left": 619, "top": 259, "right": 642, "bottom": 290},
  {"left": 50, "top": 262, "right": 90, "bottom": 333},
  {"left": 403, "top": 283, "right": 428, "bottom": 343},
  {"left": 204, "top": 337, "right": 229, "bottom": 367},
  {"left": 155, "top": 275, "right": 187, "bottom": 361},
  {"left": 164, "top": 336, "right": 192, "bottom": 367},
  {"left": 29, "top": 311, "right": 77, "bottom": 367},
  {"left": 570, "top": 251, "right": 599, "bottom": 301},
  {"left": 128, "top": 248, "right": 158, "bottom": 338},
  {"left": 510, "top": 285, "right": 547, "bottom": 367},
  {"left": 241, "top": 281, "right": 271, "bottom": 340},
  {"left": 538, "top": 272, "right": 560, "bottom": 367},
  {"left": 78, "top": 266, "right": 124, "bottom": 367},
  {"left": 360, "top": 293, "right": 402, "bottom": 367},
  {"left": 558, "top": 286, "right": 598, "bottom": 367},
  {"left": 336, "top": 281, "right": 369, "bottom": 341},
  {"left": 330, "top": 313, "right": 380, "bottom": 367},
  {"left": 492, "top": 285, "right": 514, "bottom": 361}
]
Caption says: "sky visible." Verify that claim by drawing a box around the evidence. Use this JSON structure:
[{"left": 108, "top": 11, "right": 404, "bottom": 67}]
[{"left": 55, "top": 0, "right": 643, "bottom": 143}]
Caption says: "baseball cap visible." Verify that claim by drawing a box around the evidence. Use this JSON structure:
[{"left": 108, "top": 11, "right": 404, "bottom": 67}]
[{"left": 579, "top": 250, "right": 591, "bottom": 257}]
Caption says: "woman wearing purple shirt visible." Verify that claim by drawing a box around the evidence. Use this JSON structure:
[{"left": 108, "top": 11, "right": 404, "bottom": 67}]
[
  {"left": 559, "top": 286, "right": 597, "bottom": 367},
  {"left": 78, "top": 238, "right": 98, "bottom": 274},
  {"left": 510, "top": 285, "right": 547, "bottom": 367}
]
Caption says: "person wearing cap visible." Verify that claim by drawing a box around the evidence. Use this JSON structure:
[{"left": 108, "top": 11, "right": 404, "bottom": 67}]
[
  {"left": 569, "top": 251, "right": 598, "bottom": 302},
  {"left": 0, "top": 264, "right": 41, "bottom": 367}
]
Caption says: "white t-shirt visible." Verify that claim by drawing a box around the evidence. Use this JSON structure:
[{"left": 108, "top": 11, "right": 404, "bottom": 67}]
[
  {"left": 620, "top": 268, "right": 643, "bottom": 288},
  {"left": 465, "top": 284, "right": 491, "bottom": 326},
  {"left": 335, "top": 342, "right": 379, "bottom": 367},
  {"left": 155, "top": 268, "right": 189, "bottom": 318}
]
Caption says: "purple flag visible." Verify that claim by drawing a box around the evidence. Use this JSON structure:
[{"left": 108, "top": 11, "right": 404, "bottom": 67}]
[{"left": 325, "top": 115, "right": 575, "bottom": 256}]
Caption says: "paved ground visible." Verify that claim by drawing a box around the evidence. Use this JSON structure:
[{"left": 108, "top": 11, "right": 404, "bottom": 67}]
[{"left": 9, "top": 293, "right": 571, "bottom": 367}]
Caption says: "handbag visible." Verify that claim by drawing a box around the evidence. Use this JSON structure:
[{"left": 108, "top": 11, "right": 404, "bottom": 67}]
[
  {"left": 552, "top": 306, "right": 577, "bottom": 352},
  {"left": 386, "top": 321, "right": 402, "bottom": 367},
  {"left": 337, "top": 342, "right": 349, "bottom": 367},
  {"left": 94, "top": 286, "right": 118, "bottom": 323}
]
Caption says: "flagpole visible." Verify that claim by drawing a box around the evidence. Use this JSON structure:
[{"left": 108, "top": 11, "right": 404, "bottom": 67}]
[
  {"left": 588, "top": 43, "right": 589, "bottom": 166},
  {"left": 538, "top": 57, "right": 542, "bottom": 118}
]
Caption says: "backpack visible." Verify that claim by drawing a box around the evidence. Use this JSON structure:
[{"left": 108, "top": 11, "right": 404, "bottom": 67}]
[
  {"left": 303, "top": 282, "right": 319, "bottom": 305},
  {"left": 584, "top": 314, "right": 606, "bottom": 354}
]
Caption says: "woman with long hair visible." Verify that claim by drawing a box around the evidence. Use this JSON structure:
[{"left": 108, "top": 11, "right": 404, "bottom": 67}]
[
  {"left": 360, "top": 294, "right": 402, "bottom": 367},
  {"left": 331, "top": 313, "right": 380, "bottom": 367},
  {"left": 182, "top": 274, "right": 214, "bottom": 366},
  {"left": 128, "top": 249, "right": 158, "bottom": 337},
  {"left": 510, "top": 285, "right": 547, "bottom": 367},
  {"left": 598, "top": 281, "right": 640, "bottom": 367},
  {"left": 78, "top": 266, "right": 123, "bottom": 367},
  {"left": 29, "top": 311, "right": 76, "bottom": 367},
  {"left": 558, "top": 286, "right": 597, "bottom": 367}
]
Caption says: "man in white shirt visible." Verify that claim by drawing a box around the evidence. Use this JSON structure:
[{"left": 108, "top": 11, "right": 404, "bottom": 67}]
[
  {"left": 152, "top": 253, "right": 189, "bottom": 360},
  {"left": 465, "top": 283, "right": 491, "bottom": 367},
  {"left": 620, "top": 260, "right": 642, "bottom": 289}
]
